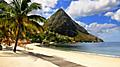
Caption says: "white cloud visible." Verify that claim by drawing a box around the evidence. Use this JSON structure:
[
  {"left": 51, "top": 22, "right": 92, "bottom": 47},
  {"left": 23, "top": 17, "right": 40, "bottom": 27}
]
[
  {"left": 32, "top": 0, "right": 58, "bottom": 8},
  {"left": 75, "top": 21, "right": 117, "bottom": 33},
  {"left": 66, "top": 0, "right": 120, "bottom": 17},
  {"left": 95, "top": 27, "right": 120, "bottom": 42},
  {"left": 5, "top": 0, "right": 58, "bottom": 18},
  {"left": 28, "top": 0, "right": 58, "bottom": 17},
  {"left": 76, "top": 21, "right": 120, "bottom": 42},
  {"left": 4, "top": 0, "right": 12, "bottom": 3},
  {"left": 89, "top": 22, "right": 117, "bottom": 29},
  {"left": 105, "top": 12, "right": 114, "bottom": 16},
  {"left": 105, "top": 9, "right": 120, "bottom": 21},
  {"left": 86, "top": 22, "right": 117, "bottom": 32},
  {"left": 85, "top": 22, "right": 120, "bottom": 42},
  {"left": 5, "top": 0, "right": 58, "bottom": 8},
  {"left": 75, "top": 21, "right": 87, "bottom": 28},
  {"left": 75, "top": 21, "right": 117, "bottom": 32}
]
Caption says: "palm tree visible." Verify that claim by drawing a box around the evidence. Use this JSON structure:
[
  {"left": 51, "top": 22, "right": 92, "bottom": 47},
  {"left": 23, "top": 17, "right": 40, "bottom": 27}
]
[{"left": 0, "top": 0, "right": 46, "bottom": 52}]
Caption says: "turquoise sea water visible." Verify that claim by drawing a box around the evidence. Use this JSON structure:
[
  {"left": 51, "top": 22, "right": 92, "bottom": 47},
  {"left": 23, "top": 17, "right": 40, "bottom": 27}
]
[
  {"left": 69, "top": 42, "right": 120, "bottom": 57},
  {"left": 51, "top": 42, "right": 120, "bottom": 57}
]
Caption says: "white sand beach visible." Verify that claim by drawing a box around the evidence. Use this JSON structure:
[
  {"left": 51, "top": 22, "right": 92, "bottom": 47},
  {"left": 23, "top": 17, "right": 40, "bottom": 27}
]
[
  {"left": 0, "top": 43, "right": 120, "bottom": 67},
  {"left": 25, "top": 43, "right": 120, "bottom": 67},
  {"left": 0, "top": 51, "right": 58, "bottom": 67}
]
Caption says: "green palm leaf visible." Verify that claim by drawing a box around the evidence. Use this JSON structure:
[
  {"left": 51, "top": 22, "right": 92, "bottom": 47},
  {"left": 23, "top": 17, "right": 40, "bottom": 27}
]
[
  {"left": 0, "top": 0, "right": 46, "bottom": 52},
  {"left": 21, "top": 0, "right": 31, "bottom": 11},
  {"left": 23, "top": 2, "right": 41, "bottom": 14},
  {"left": 28, "top": 15, "right": 46, "bottom": 23}
]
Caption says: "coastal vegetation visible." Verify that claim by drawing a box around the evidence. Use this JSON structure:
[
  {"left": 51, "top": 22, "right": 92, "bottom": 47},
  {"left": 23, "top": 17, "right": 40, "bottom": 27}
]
[{"left": 0, "top": 0, "right": 46, "bottom": 52}]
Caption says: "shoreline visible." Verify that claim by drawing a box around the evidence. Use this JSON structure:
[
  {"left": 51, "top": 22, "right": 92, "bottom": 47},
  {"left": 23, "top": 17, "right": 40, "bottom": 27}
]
[
  {"left": 43, "top": 42, "right": 120, "bottom": 58},
  {"left": 38, "top": 45, "right": 120, "bottom": 59},
  {"left": 25, "top": 43, "right": 120, "bottom": 67},
  {"left": 70, "top": 51, "right": 120, "bottom": 58},
  {"left": 41, "top": 46, "right": 120, "bottom": 58},
  {"left": 0, "top": 45, "right": 85, "bottom": 67},
  {"left": 1, "top": 43, "right": 120, "bottom": 67},
  {"left": 40, "top": 46, "right": 120, "bottom": 58}
]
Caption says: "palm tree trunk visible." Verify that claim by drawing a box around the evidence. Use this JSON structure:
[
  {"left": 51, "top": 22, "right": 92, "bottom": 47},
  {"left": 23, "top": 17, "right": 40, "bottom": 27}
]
[{"left": 13, "top": 24, "right": 21, "bottom": 52}]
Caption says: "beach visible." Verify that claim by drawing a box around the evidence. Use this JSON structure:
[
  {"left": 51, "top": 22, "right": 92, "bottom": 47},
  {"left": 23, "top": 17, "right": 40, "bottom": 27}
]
[
  {"left": 0, "top": 51, "right": 58, "bottom": 67},
  {"left": 26, "top": 43, "right": 120, "bottom": 67},
  {"left": 0, "top": 43, "right": 120, "bottom": 67},
  {"left": 0, "top": 0, "right": 120, "bottom": 67}
]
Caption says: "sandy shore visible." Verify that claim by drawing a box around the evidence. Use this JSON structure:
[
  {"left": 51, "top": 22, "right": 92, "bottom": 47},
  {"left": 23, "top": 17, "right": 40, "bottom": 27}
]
[
  {"left": 0, "top": 45, "right": 84, "bottom": 67},
  {"left": 0, "top": 43, "right": 120, "bottom": 67},
  {"left": 0, "top": 51, "right": 58, "bottom": 67},
  {"left": 25, "top": 43, "right": 120, "bottom": 67}
]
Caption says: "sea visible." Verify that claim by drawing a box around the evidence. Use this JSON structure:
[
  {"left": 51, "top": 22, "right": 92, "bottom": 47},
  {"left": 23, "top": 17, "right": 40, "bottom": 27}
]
[{"left": 51, "top": 42, "right": 120, "bottom": 58}]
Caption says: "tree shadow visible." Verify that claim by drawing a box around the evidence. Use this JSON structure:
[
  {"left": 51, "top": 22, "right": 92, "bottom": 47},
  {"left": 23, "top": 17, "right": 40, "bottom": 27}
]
[
  {"left": 26, "top": 51, "right": 85, "bottom": 67},
  {"left": 0, "top": 49, "right": 28, "bottom": 57}
]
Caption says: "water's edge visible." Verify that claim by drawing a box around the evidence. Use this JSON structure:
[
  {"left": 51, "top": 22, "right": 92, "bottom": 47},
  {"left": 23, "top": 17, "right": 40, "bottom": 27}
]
[{"left": 43, "top": 42, "right": 120, "bottom": 58}]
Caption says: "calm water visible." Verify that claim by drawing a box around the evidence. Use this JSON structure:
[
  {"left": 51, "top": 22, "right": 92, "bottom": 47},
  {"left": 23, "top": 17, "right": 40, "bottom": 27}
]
[{"left": 52, "top": 42, "right": 120, "bottom": 57}]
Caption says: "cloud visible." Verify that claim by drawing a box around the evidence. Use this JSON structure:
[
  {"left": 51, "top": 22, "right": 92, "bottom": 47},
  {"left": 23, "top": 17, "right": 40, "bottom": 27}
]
[
  {"left": 28, "top": 0, "right": 58, "bottom": 17},
  {"left": 5, "top": 0, "right": 58, "bottom": 8},
  {"left": 31, "top": 0, "right": 58, "bottom": 9},
  {"left": 75, "top": 21, "right": 87, "bottom": 28},
  {"left": 105, "top": 9, "right": 120, "bottom": 21},
  {"left": 75, "top": 21, "right": 117, "bottom": 32},
  {"left": 85, "top": 22, "right": 117, "bottom": 33},
  {"left": 87, "top": 22, "right": 117, "bottom": 29},
  {"left": 4, "top": 0, "right": 58, "bottom": 18},
  {"left": 75, "top": 21, "right": 120, "bottom": 42},
  {"left": 66, "top": 0, "right": 120, "bottom": 17},
  {"left": 4, "top": 0, "right": 12, "bottom": 3},
  {"left": 84, "top": 22, "right": 120, "bottom": 42},
  {"left": 105, "top": 12, "right": 114, "bottom": 16},
  {"left": 96, "top": 27, "right": 120, "bottom": 42}
]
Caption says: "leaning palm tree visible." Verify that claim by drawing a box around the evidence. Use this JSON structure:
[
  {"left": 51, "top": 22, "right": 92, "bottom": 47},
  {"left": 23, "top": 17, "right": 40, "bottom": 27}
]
[{"left": 0, "top": 0, "right": 46, "bottom": 52}]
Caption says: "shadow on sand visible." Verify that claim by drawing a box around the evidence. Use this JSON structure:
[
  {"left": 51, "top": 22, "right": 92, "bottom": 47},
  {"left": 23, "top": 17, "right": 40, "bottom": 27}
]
[{"left": 26, "top": 51, "right": 85, "bottom": 67}]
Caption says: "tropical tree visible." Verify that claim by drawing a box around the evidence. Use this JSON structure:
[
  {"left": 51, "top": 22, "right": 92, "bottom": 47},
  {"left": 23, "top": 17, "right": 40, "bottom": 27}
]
[{"left": 0, "top": 0, "right": 46, "bottom": 52}]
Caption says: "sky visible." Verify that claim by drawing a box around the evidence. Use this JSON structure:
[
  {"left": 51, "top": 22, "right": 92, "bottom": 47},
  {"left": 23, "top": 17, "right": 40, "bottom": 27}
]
[{"left": 5, "top": 0, "right": 120, "bottom": 42}]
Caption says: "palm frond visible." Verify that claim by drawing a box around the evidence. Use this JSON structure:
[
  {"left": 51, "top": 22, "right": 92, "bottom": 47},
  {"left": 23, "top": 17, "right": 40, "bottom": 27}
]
[
  {"left": 21, "top": 0, "right": 31, "bottom": 11},
  {"left": 11, "top": 0, "right": 21, "bottom": 14},
  {"left": 0, "top": 14, "right": 6, "bottom": 18},
  {"left": 0, "top": 1, "right": 11, "bottom": 12},
  {"left": 28, "top": 15, "right": 46, "bottom": 23},
  {"left": 23, "top": 3, "right": 41, "bottom": 14}
]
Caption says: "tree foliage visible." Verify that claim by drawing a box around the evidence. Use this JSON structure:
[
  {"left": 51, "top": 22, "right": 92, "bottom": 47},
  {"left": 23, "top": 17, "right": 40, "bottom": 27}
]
[{"left": 0, "top": 0, "right": 46, "bottom": 52}]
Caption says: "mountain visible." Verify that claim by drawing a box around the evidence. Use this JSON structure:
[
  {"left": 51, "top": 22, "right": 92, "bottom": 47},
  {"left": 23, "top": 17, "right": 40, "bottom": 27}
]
[{"left": 44, "top": 8, "right": 103, "bottom": 42}]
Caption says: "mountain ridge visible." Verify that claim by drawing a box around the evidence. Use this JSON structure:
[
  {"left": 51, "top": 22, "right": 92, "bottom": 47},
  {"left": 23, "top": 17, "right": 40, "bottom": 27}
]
[{"left": 44, "top": 8, "right": 103, "bottom": 42}]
